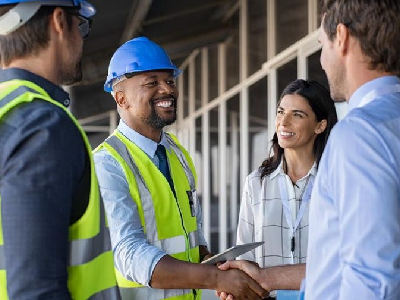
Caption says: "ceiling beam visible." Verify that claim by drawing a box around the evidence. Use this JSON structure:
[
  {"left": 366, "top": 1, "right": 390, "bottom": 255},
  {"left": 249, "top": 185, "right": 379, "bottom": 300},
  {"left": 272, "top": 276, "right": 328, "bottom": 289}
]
[
  {"left": 120, "top": 0, "right": 153, "bottom": 44},
  {"left": 143, "top": 0, "right": 228, "bottom": 26},
  {"left": 163, "top": 28, "right": 230, "bottom": 59},
  {"left": 80, "top": 26, "right": 230, "bottom": 86}
]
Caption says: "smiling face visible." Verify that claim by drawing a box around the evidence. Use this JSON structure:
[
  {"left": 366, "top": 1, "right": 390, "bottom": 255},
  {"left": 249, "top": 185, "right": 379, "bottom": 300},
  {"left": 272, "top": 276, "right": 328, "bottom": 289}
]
[
  {"left": 114, "top": 70, "right": 178, "bottom": 140},
  {"left": 276, "top": 94, "right": 325, "bottom": 152}
]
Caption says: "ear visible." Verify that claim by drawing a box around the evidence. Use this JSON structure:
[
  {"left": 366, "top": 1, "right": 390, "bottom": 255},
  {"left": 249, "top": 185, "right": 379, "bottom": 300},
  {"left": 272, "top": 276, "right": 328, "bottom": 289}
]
[
  {"left": 336, "top": 23, "right": 350, "bottom": 56},
  {"left": 113, "top": 90, "right": 129, "bottom": 109},
  {"left": 50, "top": 8, "right": 68, "bottom": 39},
  {"left": 315, "top": 119, "right": 327, "bottom": 135}
]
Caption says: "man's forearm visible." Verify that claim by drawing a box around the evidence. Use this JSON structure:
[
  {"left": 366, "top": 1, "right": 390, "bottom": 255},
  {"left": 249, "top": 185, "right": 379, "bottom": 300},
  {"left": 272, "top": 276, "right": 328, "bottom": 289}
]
[
  {"left": 150, "top": 255, "right": 268, "bottom": 299},
  {"left": 150, "top": 255, "right": 219, "bottom": 290},
  {"left": 261, "top": 263, "right": 305, "bottom": 291}
]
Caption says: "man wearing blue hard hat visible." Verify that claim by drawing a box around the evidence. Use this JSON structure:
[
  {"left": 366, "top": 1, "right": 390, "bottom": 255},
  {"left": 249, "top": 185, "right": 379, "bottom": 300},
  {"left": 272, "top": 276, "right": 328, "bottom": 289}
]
[
  {"left": 94, "top": 36, "right": 268, "bottom": 300},
  {"left": 0, "top": 1, "right": 120, "bottom": 299}
]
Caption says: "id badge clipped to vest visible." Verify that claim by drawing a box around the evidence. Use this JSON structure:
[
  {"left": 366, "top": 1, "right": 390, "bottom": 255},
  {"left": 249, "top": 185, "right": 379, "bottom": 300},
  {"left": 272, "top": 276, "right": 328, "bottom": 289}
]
[
  {"left": 186, "top": 190, "right": 197, "bottom": 217},
  {"left": 276, "top": 290, "right": 301, "bottom": 300}
]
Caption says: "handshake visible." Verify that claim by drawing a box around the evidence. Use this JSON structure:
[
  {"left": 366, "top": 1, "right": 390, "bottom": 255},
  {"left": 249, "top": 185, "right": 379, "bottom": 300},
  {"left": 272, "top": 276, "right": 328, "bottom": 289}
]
[
  {"left": 210, "top": 259, "right": 305, "bottom": 300},
  {"left": 201, "top": 242, "right": 270, "bottom": 299},
  {"left": 215, "top": 260, "right": 271, "bottom": 300}
]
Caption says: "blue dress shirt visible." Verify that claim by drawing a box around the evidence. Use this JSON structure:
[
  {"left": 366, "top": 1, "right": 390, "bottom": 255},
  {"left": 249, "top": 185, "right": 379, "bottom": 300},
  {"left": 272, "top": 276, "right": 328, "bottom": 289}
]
[
  {"left": 305, "top": 76, "right": 400, "bottom": 299},
  {"left": 94, "top": 120, "right": 207, "bottom": 286},
  {"left": 0, "top": 68, "right": 89, "bottom": 299}
]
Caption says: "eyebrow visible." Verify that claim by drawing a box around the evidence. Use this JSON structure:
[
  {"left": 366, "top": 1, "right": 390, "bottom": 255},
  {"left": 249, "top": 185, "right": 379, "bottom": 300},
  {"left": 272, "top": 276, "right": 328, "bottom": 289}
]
[
  {"left": 277, "top": 106, "right": 309, "bottom": 116},
  {"left": 293, "top": 109, "right": 308, "bottom": 116}
]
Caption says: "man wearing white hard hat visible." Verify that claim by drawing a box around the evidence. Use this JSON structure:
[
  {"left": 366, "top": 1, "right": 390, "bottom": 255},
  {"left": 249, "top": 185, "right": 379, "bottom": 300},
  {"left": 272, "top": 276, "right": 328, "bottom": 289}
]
[
  {"left": 0, "top": 1, "right": 120, "bottom": 299},
  {"left": 94, "top": 37, "right": 268, "bottom": 300}
]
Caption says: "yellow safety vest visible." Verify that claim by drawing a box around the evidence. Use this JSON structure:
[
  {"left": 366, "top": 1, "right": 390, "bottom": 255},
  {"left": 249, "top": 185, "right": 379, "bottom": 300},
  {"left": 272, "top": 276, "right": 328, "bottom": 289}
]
[
  {"left": 0, "top": 79, "right": 120, "bottom": 300},
  {"left": 95, "top": 130, "right": 202, "bottom": 300}
]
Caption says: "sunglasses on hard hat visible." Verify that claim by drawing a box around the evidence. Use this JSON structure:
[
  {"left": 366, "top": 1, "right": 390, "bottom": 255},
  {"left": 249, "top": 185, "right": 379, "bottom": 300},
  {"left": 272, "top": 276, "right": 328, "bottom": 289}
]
[
  {"left": 65, "top": 9, "right": 92, "bottom": 39},
  {"left": 77, "top": 15, "right": 91, "bottom": 39}
]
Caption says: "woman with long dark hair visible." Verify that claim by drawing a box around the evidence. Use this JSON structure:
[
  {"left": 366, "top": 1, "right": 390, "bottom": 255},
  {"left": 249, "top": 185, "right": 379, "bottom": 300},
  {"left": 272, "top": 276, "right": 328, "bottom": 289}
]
[{"left": 219, "top": 79, "right": 338, "bottom": 298}]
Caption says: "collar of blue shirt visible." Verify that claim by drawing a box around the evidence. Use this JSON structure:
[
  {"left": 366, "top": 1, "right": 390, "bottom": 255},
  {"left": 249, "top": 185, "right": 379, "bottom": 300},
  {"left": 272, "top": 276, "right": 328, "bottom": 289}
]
[
  {"left": 117, "top": 119, "right": 171, "bottom": 159},
  {"left": 348, "top": 76, "right": 400, "bottom": 111}
]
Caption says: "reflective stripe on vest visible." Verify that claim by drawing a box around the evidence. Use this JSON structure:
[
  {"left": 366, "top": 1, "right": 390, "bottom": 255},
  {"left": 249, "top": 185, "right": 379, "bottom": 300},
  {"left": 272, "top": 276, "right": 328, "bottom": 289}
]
[
  {"left": 153, "top": 231, "right": 199, "bottom": 255},
  {"left": 69, "top": 205, "right": 111, "bottom": 266},
  {"left": 103, "top": 133, "right": 200, "bottom": 300},
  {"left": 119, "top": 286, "right": 200, "bottom": 300},
  {"left": 0, "top": 245, "right": 4, "bottom": 269},
  {"left": 0, "top": 80, "right": 120, "bottom": 300},
  {"left": 165, "top": 134, "right": 196, "bottom": 191},
  {"left": 104, "top": 135, "right": 158, "bottom": 241},
  {"left": 0, "top": 85, "right": 38, "bottom": 109},
  {"left": 90, "top": 286, "right": 121, "bottom": 299}
]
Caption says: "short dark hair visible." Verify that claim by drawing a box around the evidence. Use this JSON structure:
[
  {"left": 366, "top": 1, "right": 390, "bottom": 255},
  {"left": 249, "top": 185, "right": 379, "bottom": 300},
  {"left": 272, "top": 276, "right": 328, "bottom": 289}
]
[
  {"left": 321, "top": 0, "right": 400, "bottom": 75},
  {"left": 0, "top": 5, "right": 74, "bottom": 67},
  {"left": 259, "top": 79, "right": 338, "bottom": 180}
]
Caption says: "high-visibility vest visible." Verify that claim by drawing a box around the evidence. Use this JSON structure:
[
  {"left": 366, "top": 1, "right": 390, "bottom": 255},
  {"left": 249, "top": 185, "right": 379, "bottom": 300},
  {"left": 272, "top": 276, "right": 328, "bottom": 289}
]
[
  {"left": 95, "top": 131, "right": 202, "bottom": 300},
  {"left": 0, "top": 79, "right": 120, "bottom": 300}
]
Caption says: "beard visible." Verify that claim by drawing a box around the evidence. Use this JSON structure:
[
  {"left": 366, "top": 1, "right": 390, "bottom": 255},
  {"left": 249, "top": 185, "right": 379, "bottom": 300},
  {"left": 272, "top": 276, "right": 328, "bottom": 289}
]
[
  {"left": 60, "top": 60, "right": 82, "bottom": 86},
  {"left": 326, "top": 66, "right": 347, "bottom": 102},
  {"left": 59, "top": 53, "right": 83, "bottom": 86},
  {"left": 145, "top": 98, "right": 177, "bottom": 129}
]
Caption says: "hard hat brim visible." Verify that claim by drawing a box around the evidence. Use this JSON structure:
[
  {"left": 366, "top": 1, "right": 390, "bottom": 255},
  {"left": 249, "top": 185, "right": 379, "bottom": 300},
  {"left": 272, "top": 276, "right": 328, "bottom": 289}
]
[
  {"left": 0, "top": 0, "right": 96, "bottom": 36},
  {"left": 104, "top": 68, "right": 182, "bottom": 93}
]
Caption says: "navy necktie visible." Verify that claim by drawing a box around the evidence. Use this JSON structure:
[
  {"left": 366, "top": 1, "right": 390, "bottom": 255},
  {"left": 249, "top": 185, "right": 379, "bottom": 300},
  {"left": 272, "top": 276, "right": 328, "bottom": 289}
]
[{"left": 155, "top": 144, "right": 175, "bottom": 194}]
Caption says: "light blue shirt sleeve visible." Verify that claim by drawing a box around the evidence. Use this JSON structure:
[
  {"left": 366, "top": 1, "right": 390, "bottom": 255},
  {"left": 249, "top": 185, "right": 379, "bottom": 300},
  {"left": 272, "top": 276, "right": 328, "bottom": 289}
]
[
  {"left": 330, "top": 116, "right": 400, "bottom": 299},
  {"left": 94, "top": 149, "right": 166, "bottom": 286}
]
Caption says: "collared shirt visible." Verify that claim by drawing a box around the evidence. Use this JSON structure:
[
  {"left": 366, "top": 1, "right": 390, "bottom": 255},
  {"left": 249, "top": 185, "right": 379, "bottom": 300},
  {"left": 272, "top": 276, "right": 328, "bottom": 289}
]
[
  {"left": 305, "top": 76, "right": 400, "bottom": 300},
  {"left": 94, "top": 120, "right": 207, "bottom": 286},
  {"left": 237, "top": 159, "right": 317, "bottom": 267},
  {"left": 0, "top": 68, "right": 89, "bottom": 299}
]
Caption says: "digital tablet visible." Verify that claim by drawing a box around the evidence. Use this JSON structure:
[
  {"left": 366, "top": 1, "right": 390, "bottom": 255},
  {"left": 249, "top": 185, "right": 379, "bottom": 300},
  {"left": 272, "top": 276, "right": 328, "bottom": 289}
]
[{"left": 201, "top": 241, "right": 264, "bottom": 265}]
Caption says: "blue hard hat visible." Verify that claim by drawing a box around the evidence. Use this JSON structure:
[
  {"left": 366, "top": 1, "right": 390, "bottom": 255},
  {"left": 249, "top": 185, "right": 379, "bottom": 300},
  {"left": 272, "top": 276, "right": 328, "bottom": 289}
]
[
  {"left": 0, "top": 0, "right": 95, "bottom": 35},
  {"left": 104, "top": 37, "right": 182, "bottom": 93}
]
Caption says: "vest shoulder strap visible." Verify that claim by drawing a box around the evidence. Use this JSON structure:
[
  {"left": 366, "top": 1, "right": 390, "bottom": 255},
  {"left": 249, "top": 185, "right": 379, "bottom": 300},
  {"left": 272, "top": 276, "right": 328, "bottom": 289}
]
[
  {"left": 100, "top": 134, "right": 147, "bottom": 230},
  {"left": 165, "top": 133, "right": 197, "bottom": 190},
  {"left": 0, "top": 85, "right": 41, "bottom": 108}
]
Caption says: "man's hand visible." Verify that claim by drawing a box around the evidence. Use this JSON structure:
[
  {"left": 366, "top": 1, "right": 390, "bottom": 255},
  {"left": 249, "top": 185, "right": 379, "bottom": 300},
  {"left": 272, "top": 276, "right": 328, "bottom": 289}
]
[
  {"left": 218, "top": 260, "right": 306, "bottom": 296},
  {"left": 220, "top": 260, "right": 270, "bottom": 290},
  {"left": 215, "top": 267, "right": 268, "bottom": 300},
  {"left": 215, "top": 260, "right": 274, "bottom": 299}
]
